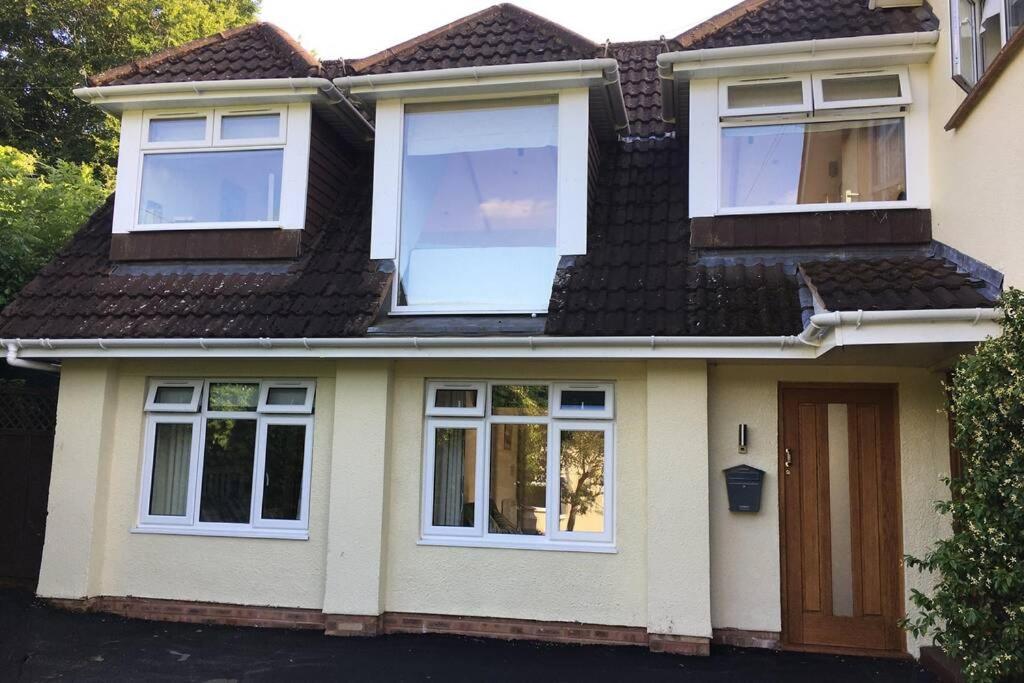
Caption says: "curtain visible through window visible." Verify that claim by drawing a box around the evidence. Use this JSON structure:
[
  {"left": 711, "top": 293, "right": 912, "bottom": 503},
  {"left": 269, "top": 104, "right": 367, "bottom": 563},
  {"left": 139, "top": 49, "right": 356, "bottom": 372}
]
[
  {"left": 432, "top": 428, "right": 475, "bottom": 527},
  {"left": 149, "top": 422, "right": 192, "bottom": 516}
]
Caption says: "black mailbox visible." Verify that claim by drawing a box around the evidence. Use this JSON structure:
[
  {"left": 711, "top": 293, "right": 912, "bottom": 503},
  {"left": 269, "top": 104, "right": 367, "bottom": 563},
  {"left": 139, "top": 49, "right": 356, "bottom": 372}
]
[{"left": 723, "top": 464, "right": 765, "bottom": 513}]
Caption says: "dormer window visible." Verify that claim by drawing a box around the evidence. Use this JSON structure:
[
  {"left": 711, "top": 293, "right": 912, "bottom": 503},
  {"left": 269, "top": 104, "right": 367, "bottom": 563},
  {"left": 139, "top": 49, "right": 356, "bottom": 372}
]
[
  {"left": 397, "top": 98, "right": 560, "bottom": 312},
  {"left": 705, "top": 67, "right": 920, "bottom": 215},
  {"left": 951, "top": 0, "right": 1024, "bottom": 90},
  {"left": 112, "top": 103, "right": 312, "bottom": 234}
]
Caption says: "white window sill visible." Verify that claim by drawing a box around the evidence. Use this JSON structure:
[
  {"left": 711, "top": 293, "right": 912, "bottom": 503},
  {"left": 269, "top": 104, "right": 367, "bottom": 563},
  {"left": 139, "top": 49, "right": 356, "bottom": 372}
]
[
  {"left": 125, "top": 221, "right": 286, "bottom": 232},
  {"left": 715, "top": 201, "right": 916, "bottom": 216},
  {"left": 389, "top": 308, "right": 549, "bottom": 317},
  {"left": 131, "top": 525, "right": 308, "bottom": 541},
  {"left": 418, "top": 536, "right": 616, "bottom": 554}
]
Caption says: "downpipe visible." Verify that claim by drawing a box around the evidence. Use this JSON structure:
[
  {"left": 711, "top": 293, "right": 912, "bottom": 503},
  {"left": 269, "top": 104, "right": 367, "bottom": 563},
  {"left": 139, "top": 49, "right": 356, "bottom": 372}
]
[{"left": 5, "top": 343, "right": 60, "bottom": 374}]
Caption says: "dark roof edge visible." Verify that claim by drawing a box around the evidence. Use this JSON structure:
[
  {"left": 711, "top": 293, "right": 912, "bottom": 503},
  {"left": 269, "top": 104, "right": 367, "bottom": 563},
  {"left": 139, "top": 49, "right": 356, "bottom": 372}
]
[
  {"left": 675, "top": 0, "right": 773, "bottom": 47},
  {"left": 87, "top": 22, "right": 321, "bottom": 86},
  {"left": 928, "top": 241, "right": 1004, "bottom": 300}
]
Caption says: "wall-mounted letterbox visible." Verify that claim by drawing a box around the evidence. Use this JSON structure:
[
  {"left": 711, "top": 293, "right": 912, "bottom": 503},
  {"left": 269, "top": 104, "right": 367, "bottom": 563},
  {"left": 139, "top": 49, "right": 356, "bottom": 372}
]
[{"left": 723, "top": 464, "right": 765, "bottom": 513}]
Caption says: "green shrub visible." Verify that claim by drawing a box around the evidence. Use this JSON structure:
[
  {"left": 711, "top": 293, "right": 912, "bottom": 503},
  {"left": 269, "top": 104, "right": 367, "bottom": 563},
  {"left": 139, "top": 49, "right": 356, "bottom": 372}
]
[{"left": 904, "top": 288, "right": 1024, "bottom": 683}]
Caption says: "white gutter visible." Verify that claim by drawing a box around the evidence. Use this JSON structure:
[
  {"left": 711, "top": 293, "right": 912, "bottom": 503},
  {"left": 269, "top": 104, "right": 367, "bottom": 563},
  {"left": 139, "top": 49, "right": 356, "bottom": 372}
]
[
  {"left": 657, "top": 31, "right": 939, "bottom": 122},
  {"left": 0, "top": 308, "right": 1002, "bottom": 361},
  {"left": 333, "top": 59, "right": 631, "bottom": 132},
  {"left": 5, "top": 343, "right": 60, "bottom": 374},
  {"left": 73, "top": 77, "right": 373, "bottom": 136}
]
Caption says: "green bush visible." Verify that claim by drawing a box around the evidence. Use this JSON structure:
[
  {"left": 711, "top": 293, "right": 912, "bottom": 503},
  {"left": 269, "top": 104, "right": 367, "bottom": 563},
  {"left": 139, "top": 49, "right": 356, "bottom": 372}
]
[
  {"left": 0, "top": 145, "right": 110, "bottom": 308},
  {"left": 904, "top": 288, "right": 1024, "bottom": 683}
]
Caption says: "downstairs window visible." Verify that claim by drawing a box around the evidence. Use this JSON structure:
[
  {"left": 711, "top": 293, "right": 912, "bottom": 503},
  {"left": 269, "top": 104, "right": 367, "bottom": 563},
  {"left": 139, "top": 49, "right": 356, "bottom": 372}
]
[
  {"left": 421, "top": 381, "right": 615, "bottom": 552},
  {"left": 138, "top": 379, "right": 315, "bottom": 539}
]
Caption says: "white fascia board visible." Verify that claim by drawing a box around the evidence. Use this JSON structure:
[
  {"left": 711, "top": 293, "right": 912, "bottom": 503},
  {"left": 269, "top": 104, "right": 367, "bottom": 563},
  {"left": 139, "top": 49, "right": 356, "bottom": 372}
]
[
  {"left": 73, "top": 78, "right": 333, "bottom": 113},
  {"left": 660, "top": 32, "right": 939, "bottom": 82}
]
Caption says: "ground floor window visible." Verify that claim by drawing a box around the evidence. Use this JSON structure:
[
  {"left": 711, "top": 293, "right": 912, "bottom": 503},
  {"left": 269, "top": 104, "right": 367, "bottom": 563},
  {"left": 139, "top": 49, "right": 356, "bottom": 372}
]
[
  {"left": 421, "top": 381, "right": 615, "bottom": 552},
  {"left": 138, "top": 379, "right": 314, "bottom": 539}
]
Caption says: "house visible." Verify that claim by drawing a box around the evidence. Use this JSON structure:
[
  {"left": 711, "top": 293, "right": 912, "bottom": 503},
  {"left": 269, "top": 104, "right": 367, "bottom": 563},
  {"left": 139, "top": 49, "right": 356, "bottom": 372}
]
[{"left": 1, "top": 0, "right": 1021, "bottom": 660}]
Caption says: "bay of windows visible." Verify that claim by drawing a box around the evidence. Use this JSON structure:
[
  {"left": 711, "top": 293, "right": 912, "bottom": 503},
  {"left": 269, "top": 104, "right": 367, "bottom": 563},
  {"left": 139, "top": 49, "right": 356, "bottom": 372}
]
[
  {"left": 138, "top": 379, "right": 314, "bottom": 539},
  {"left": 422, "top": 381, "right": 615, "bottom": 552}
]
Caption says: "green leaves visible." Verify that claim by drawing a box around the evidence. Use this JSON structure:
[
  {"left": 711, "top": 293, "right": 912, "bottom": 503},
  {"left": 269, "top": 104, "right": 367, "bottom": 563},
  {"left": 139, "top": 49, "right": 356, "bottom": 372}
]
[
  {"left": 0, "top": 145, "right": 109, "bottom": 308},
  {"left": 902, "top": 289, "right": 1024, "bottom": 683}
]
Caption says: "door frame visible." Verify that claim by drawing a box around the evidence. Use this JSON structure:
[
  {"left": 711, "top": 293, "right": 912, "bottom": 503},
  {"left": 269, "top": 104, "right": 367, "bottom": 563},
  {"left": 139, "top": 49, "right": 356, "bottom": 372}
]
[{"left": 776, "top": 382, "right": 907, "bottom": 658}]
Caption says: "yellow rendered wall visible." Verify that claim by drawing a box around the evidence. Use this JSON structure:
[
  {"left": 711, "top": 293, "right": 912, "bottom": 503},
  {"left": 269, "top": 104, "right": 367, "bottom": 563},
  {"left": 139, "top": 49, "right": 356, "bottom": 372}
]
[
  {"left": 707, "top": 363, "right": 952, "bottom": 656},
  {"left": 929, "top": 1, "right": 1024, "bottom": 286}
]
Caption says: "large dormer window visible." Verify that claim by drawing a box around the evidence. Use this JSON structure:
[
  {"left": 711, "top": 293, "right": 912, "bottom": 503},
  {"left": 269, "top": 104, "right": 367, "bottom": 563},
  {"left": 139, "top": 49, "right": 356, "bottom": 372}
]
[
  {"left": 699, "top": 67, "right": 922, "bottom": 216},
  {"left": 112, "top": 103, "right": 312, "bottom": 233},
  {"left": 951, "top": 0, "right": 1024, "bottom": 90},
  {"left": 397, "top": 98, "right": 559, "bottom": 312}
]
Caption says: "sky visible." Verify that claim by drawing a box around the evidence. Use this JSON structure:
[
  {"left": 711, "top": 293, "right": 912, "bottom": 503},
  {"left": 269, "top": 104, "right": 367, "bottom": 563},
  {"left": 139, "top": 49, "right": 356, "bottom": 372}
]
[{"left": 258, "top": 0, "right": 740, "bottom": 60}]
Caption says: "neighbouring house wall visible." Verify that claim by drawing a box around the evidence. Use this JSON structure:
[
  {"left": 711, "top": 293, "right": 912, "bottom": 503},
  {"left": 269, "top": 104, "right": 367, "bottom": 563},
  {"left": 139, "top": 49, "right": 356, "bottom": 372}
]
[
  {"left": 929, "top": 1, "right": 1024, "bottom": 286},
  {"left": 37, "top": 359, "right": 339, "bottom": 610},
  {"left": 707, "top": 363, "right": 952, "bottom": 657}
]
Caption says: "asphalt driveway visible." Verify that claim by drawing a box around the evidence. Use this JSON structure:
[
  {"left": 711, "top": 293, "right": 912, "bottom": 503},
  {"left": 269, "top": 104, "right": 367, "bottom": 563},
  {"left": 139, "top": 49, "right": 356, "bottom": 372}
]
[{"left": 0, "top": 588, "right": 936, "bottom": 682}]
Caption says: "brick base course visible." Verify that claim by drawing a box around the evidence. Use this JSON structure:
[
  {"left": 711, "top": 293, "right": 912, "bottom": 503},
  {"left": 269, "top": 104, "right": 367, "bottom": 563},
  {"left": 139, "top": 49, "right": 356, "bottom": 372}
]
[
  {"left": 47, "top": 595, "right": 715, "bottom": 655},
  {"left": 712, "top": 628, "right": 782, "bottom": 650}
]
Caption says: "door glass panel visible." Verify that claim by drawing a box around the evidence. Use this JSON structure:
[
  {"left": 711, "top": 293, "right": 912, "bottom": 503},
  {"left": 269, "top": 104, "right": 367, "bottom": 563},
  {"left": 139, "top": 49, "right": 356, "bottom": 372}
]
[
  {"left": 559, "top": 429, "right": 605, "bottom": 533},
  {"left": 827, "top": 403, "right": 854, "bottom": 618},
  {"left": 432, "top": 427, "right": 477, "bottom": 527},
  {"left": 489, "top": 424, "right": 547, "bottom": 535}
]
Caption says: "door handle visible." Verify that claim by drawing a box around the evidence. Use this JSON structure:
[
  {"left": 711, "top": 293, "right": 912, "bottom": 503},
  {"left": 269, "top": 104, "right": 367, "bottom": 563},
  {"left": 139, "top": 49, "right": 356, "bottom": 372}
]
[{"left": 784, "top": 448, "right": 794, "bottom": 476}]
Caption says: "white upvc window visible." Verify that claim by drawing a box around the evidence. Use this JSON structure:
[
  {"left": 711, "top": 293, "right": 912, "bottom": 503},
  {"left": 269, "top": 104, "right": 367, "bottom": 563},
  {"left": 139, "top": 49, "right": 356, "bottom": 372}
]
[
  {"left": 369, "top": 89, "right": 590, "bottom": 315},
  {"left": 951, "top": 0, "right": 1024, "bottom": 91},
  {"left": 420, "top": 381, "right": 615, "bottom": 553},
  {"left": 137, "top": 379, "right": 315, "bottom": 539},
  {"left": 693, "top": 66, "right": 924, "bottom": 217},
  {"left": 112, "top": 103, "right": 312, "bottom": 233}
]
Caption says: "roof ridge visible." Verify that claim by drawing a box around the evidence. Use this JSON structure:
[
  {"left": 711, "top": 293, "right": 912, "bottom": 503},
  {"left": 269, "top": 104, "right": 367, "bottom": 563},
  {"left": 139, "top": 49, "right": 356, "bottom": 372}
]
[
  {"left": 87, "top": 21, "right": 320, "bottom": 86},
  {"left": 349, "top": 2, "right": 598, "bottom": 73},
  {"left": 674, "top": 0, "right": 775, "bottom": 48}
]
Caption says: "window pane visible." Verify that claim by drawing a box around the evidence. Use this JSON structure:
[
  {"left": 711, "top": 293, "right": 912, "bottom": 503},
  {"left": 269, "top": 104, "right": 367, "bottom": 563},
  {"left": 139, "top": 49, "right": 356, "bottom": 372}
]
[
  {"left": 820, "top": 74, "right": 902, "bottom": 102},
  {"left": 489, "top": 424, "right": 547, "bottom": 535},
  {"left": 980, "top": 9, "right": 1003, "bottom": 71},
  {"left": 199, "top": 419, "right": 257, "bottom": 523},
  {"left": 265, "top": 387, "right": 309, "bottom": 407},
  {"left": 153, "top": 385, "right": 195, "bottom": 405},
  {"left": 560, "top": 390, "right": 606, "bottom": 412},
  {"left": 149, "top": 422, "right": 192, "bottom": 516},
  {"left": 138, "top": 149, "right": 282, "bottom": 224},
  {"left": 727, "top": 80, "right": 804, "bottom": 110},
  {"left": 721, "top": 118, "right": 906, "bottom": 208},
  {"left": 221, "top": 113, "right": 280, "bottom": 140},
  {"left": 434, "top": 388, "right": 478, "bottom": 409},
  {"left": 208, "top": 383, "right": 259, "bottom": 412},
  {"left": 491, "top": 385, "right": 548, "bottom": 416},
  {"left": 1010, "top": 0, "right": 1024, "bottom": 37},
  {"left": 398, "top": 100, "right": 559, "bottom": 310},
  {"left": 149, "top": 117, "right": 206, "bottom": 143},
  {"left": 432, "top": 427, "right": 477, "bottom": 527},
  {"left": 261, "top": 424, "right": 306, "bottom": 520},
  {"left": 559, "top": 429, "right": 605, "bottom": 533},
  {"left": 958, "top": 0, "right": 979, "bottom": 86}
]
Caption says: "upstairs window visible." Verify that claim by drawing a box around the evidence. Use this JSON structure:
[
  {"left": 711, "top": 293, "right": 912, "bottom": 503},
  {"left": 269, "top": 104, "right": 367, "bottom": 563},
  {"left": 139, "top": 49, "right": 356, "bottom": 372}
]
[
  {"left": 112, "top": 104, "right": 311, "bottom": 233},
  {"left": 952, "top": 0, "right": 1024, "bottom": 90},
  {"left": 714, "top": 68, "right": 913, "bottom": 213},
  {"left": 398, "top": 99, "right": 559, "bottom": 312},
  {"left": 369, "top": 90, "right": 590, "bottom": 315}
]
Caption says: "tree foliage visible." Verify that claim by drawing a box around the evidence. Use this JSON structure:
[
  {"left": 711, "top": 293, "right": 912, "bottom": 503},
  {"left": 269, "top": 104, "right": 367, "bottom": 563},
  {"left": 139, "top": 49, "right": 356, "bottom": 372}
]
[
  {"left": 0, "top": 145, "right": 109, "bottom": 307},
  {"left": 903, "top": 288, "right": 1024, "bottom": 683},
  {"left": 0, "top": 0, "right": 260, "bottom": 165}
]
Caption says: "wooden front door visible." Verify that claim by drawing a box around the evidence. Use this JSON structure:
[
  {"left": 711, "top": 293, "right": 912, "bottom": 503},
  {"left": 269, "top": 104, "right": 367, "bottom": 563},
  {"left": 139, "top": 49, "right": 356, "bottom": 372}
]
[{"left": 779, "top": 384, "right": 903, "bottom": 654}]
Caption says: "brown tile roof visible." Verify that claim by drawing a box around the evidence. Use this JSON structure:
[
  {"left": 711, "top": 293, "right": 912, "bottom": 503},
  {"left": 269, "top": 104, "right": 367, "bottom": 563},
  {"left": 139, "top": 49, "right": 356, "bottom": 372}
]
[
  {"left": 607, "top": 40, "right": 675, "bottom": 139},
  {"left": 341, "top": 3, "right": 598, "bottom": 76},
  {"left": 88, "top": 23, "right": 321, "bottom": 86},
  {"left": 677, "top": 0, "right": 939, "bottom": 50},
  {"left": 800, "top": 256, "right": 994, "bottom": 312}
]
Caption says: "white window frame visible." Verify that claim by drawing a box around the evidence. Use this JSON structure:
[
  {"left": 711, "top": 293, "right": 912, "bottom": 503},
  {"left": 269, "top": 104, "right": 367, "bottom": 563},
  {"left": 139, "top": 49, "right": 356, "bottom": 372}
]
[
  {"left": 951, "top": 0, "right": 1019, "bottom": 91},
  {"left": 811, "top": 67, "right": 912, "bottom": 111},
  {"left": 145, "top": 378, "right": 204, "bottom": 412},
  {"left": 718, "top": 73, "right": 813, "bottom": 118},
  {"left": 135, "top": 378, "right": 315, "bottom": 540},
  {"left": 112, "top": 103, "right": 312, "bottom": 234},
  {"left": 257, "top": 379, "right": 316, "bottom": 414},
  {"left": 419, "top": 380, "right": 616, "bottom": 553},
  {"left": 369, "top": 89, "right": 590, "bottom": 315},
  {"left": 551, "top": 382, "right": 615, "bottom": 419},
  {"left": 425, "top": 381, "right": 487, "bottom": 417}
]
